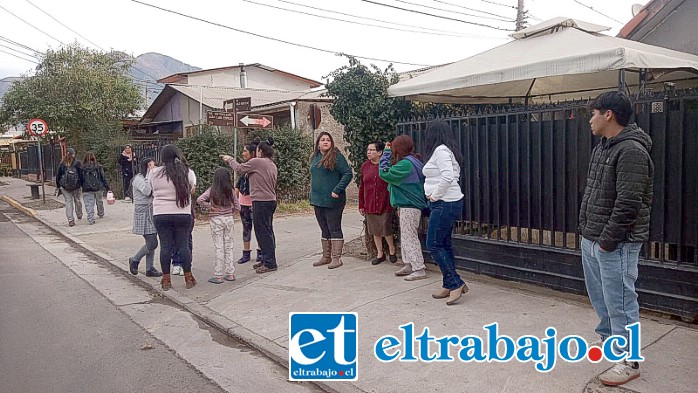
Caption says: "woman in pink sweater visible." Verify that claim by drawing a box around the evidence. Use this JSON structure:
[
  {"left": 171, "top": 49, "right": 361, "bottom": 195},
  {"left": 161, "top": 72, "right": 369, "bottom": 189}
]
[
  {"left": 221, "top": 137, "right": 278, "bottom": 274},
  {"left": 149, "top": 145, "right": 197, "bottom": 290}
]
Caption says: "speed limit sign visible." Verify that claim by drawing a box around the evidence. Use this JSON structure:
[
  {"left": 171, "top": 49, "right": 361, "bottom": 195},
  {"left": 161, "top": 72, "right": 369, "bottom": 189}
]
[{"left": 27, "top": 118, "right": 49, "bottom": 137}]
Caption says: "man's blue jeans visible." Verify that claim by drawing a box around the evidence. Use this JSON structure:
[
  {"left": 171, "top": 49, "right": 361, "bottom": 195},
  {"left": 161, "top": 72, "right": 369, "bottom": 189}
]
[
  {"left": 581, "top": 237, "right": 642, "bottom": 352},
  {"left": 426, "top": 200, "right": 463, "bottom": 290}
]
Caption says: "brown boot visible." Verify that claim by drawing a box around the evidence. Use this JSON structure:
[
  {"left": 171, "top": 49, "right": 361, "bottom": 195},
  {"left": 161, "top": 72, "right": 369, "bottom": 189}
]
[
  {"left": 313, "top": 239, "right": 332, "bottom": 267},
  {"left": 328, "top": 239, "right": 344, "bottom": 269},
  {"left": 184, "top": 271, "right": 197, "bottom": 289},
  {"left": 161, "top": 273, "right": 172, "bottom": 291}
]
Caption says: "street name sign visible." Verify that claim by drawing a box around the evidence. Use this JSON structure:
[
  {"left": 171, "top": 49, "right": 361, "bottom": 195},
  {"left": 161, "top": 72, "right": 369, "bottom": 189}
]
[{"left": 207, "top": 111, "right": 236, "bottom": 126}]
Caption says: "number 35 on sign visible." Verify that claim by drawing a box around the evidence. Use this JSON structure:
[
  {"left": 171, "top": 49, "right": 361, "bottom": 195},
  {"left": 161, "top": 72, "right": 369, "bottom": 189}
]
[{"left": 27, "top": 118, "right": 49, "bottom": 137}]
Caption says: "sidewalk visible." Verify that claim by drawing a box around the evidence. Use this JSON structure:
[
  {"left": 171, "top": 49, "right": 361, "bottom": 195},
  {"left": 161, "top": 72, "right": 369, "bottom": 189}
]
[{"left": 2, "top": 176, "right": 696, "bottom": 393}]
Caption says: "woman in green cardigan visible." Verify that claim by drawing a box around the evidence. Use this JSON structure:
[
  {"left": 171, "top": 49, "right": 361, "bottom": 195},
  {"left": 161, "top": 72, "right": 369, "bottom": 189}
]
[{"left": 309, "top": 132, "right": 353, "bottom": 269}]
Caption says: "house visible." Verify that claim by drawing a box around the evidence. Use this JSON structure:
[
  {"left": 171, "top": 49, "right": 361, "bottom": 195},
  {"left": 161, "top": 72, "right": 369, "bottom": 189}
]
[
  {"left": 157, "top": 63, "right": 322, "bottom": 90},
  {"left": 136, "top": 63, "right": 347, "bottom": 151},
  {"left": 618, "top": 0, "right": 698, "bottom": 55}
]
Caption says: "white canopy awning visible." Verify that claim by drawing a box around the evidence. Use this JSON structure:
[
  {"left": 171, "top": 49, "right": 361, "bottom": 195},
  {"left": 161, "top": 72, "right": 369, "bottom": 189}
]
[{"left": 388, "top": 18, "right": 698, "bottom": 104}]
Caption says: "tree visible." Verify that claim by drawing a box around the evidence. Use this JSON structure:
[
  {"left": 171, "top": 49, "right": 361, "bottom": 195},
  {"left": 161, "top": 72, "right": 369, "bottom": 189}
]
[
  {"left": 0, "top": 43, "right": 142, "bottom": 150},
  {"left": 325, "top": 56, "right": 413, "bottom": 184}
]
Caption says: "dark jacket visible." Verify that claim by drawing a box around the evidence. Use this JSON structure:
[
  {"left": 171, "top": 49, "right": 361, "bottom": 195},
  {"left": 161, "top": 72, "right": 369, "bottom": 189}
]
[
  {"left": 578, "top": 124, "right": 654, "bottom": 251},
  {"left": 80, "top": 163, "right": 110, "bottom": 193},
  {"left": 118, "top": 153, "right": 134, "bottom": 176},
  {"left": 56, "top": 160, "right": 82, "bottom": 190}
]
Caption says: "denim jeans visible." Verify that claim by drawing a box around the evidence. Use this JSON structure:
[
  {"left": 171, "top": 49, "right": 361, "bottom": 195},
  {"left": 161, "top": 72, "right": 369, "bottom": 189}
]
[
  {"left": 426, "top": 199, "right": 463, "bottom": 290},
  {"left": 581, "top": 237, "right": 642, "bottom": 353},
  {"left": 253, "top": 201, "right": 277, "bottom": 268},
  {"left": 132, "top": 233, "right": 158, "bottom": 270},
  {"left": 83, "top": 191, "right": 104, "bottom": 222},
  {"left": 61, "top": 187, "right": 83, "bottom": 221}
]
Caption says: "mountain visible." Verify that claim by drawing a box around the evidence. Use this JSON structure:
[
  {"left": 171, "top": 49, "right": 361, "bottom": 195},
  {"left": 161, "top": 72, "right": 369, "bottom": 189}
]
[
  {"left": 129, "top": 52, "right": 201, "bottom": 107},
  {"left": 0, "top": 53, "right": 199, "bottom": 108}
]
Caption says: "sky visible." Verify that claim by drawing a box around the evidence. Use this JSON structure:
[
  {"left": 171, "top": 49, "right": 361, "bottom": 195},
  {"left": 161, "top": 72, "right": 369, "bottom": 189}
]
[{"left": 0, "top": 0, "right": 648, "bottom": 84}]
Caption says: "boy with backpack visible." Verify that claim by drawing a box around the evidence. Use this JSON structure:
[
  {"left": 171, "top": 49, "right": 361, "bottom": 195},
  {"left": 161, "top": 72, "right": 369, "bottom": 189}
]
[
  {"left": 81, "top": 152, "right": 110, "bottom": 224},
  {"left": 56, "top": 147, "right": 83, "bottom": 227}
]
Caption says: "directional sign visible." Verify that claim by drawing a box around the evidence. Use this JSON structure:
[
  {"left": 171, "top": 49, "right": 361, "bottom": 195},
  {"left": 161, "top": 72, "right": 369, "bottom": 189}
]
[
  {"left": 236, "top": 114, "right": 273, "bottom": 129},
  {"left": 207, "top": 111, "right": 236, "bottom": 126},
  {"left": 234, "top": 97, "right": 251, "bottom": 112},
  {"left": 27, "top": 118, "right": 48, "bottom": 137},
  {"left": 223, "top": 97, "right": 251, "bottom": 113}
]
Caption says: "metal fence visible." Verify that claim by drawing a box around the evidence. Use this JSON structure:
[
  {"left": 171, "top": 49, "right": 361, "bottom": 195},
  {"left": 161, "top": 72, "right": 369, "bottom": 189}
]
[
  {"left": 397, "top": 88, "right": 698, "bottom": 319},
  {"left": 18, "top": 144, "right": 62, "bottom": 181}
]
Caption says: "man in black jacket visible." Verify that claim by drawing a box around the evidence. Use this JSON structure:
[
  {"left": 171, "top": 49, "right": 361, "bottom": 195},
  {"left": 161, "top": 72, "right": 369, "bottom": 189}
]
[{"left": 579, "top": 91, "right": 654, "bottom": 387}]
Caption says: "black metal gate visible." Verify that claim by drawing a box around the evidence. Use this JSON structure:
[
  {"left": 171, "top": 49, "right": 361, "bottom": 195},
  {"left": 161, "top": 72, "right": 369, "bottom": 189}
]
[{"left": 398, "top": 89, "right": 698, "bottom": 321}]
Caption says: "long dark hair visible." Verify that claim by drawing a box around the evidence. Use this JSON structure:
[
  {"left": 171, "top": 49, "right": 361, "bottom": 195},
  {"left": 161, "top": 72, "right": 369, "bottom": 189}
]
[
  {"left": 256, "top": 137, "right": 275, "bottom": 159},
  {"left": 210, "top": 167, "right": 234, "bottom": 208},
  {"left": 309, "top": 131, "right": 337, "bottom": 170},
  {"left": 424, "top": 120, "right": 463, "bottom": 164},
  {"left": 139, "top": 157, "right": 154, "bottom": 177},
  {"left": 158, "top": 144, "right": 191, "bottom": 208}
]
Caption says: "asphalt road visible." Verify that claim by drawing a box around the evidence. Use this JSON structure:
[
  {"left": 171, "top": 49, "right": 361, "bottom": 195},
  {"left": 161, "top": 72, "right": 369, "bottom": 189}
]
[{"left": 0, "top": 202, "right": 320, "bottom": 393}]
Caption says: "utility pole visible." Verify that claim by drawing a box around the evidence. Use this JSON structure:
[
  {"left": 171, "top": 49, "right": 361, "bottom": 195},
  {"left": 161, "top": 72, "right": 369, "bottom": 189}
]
[{"left": 516, "top": 0, "right": 526, "bottom": 31}]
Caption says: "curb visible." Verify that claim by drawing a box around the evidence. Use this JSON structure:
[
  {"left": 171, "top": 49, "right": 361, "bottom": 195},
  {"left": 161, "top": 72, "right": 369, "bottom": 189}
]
[
  {"left": 0, "top": 195, "right": 38, "bottom": 217},
  {"left": 4, "top": 198, "right": 367, "bottom": 393}
]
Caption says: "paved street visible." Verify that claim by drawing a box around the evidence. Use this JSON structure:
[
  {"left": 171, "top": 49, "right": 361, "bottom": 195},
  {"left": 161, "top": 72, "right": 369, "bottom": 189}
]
[{"left": 0, "top": 201, "right": 320, "bottom": 393}]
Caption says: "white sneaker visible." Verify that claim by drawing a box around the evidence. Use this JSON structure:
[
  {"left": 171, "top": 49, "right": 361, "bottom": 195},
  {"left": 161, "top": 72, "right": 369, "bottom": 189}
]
[
  {"left": 404, "top": 269, "right": 427, "bottom": 281},
  {"left": 599, "top": 361, "right": 640, "bottom": 386},
  {"left": 171, "top": 265, "right": 182, "bottom": 275}
]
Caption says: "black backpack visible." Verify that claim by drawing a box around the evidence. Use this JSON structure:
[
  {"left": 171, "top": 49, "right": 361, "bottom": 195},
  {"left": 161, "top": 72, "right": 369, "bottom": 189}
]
[
  {"left": 82, "top": 166, "right": 102, "bottom": 191},
  {"left": 60, "top": 165, "right": 80, "bottom": 191}
]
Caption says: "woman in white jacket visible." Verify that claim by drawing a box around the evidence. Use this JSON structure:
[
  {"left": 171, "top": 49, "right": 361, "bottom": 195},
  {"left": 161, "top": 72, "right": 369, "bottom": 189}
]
[{"left": 423, "top": 121, "right": 467, "bottom": 305}]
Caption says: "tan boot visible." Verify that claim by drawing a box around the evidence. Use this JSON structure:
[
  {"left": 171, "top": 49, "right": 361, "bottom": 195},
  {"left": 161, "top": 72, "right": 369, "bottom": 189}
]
[
  {"left": 313, "top": 239, "right": 332, "bottom": 267},
  {"left": 328, "top": 239, "right": 344, "bottom": 269},
  {"left": 161, "top": 273, "right": 172, "bottom": 291},
  {"left": 446, "top": 284, "right": 469, "bottom": 305},
  {"left": 432, "top": 288, "right": 449, "bottom": 299},
  {"left": 184, "top": 271, "right": 197, "bottom": 289}
]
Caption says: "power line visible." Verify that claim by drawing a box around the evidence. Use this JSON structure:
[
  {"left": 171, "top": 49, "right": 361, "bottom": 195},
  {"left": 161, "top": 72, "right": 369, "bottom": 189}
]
[
  {"left": 422, "top": 0, "right": 516, "bottom": 21},
  {"left": 130, "top": 0, "right": 433, "bottom": 67},
  {"left": 23, "top": 0, "right": 103, "bottom": 49},
  {"left": 0, "top": 35, "right": 42, "bottom": 55},
  {"left": 0, "top": 48, "right": 39, "bottom": 64},
  {"left": 240, "top": 0, "right": 473, "bottom": 37},
  {"left": 269, "top": 0, "right": 495, "bottom": 37},
  {"left": 358, "top": 0, "right": 514, "bottom": 31},
  {"left": 0, "top": 43, "right": 40, "bottom": 59},
  {"left": 274, "top": 0, "right": 490, "bottom": 37},
  {"left": 10, "top": 2, "right": 162, "bottom": 83},
  {"left": 0, "top": 3, "right": 64, "bottom": 45},
  {"left": 479, "top": 0, "right": 516, "bottom": 9},
  {"left": 572, "top": 0, "right": 624, "bottom": 24}
]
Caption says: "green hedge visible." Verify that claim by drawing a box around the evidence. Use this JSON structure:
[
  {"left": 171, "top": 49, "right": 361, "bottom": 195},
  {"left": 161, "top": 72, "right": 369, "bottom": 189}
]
[{"left": 177, "top": 125, "right": 312, "bottom": 202}]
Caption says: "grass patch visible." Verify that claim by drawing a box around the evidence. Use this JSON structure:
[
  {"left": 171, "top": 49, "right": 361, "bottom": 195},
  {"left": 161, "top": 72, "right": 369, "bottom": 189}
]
[{"left": 277, "top": 199, "right": 313, "bottom": 216}]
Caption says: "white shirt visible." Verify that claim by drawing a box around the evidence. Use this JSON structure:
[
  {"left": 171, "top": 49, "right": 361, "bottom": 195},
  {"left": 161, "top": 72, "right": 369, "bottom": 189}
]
[{"left": 422, "top": 145, "right": 463, "bottom": 202}]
